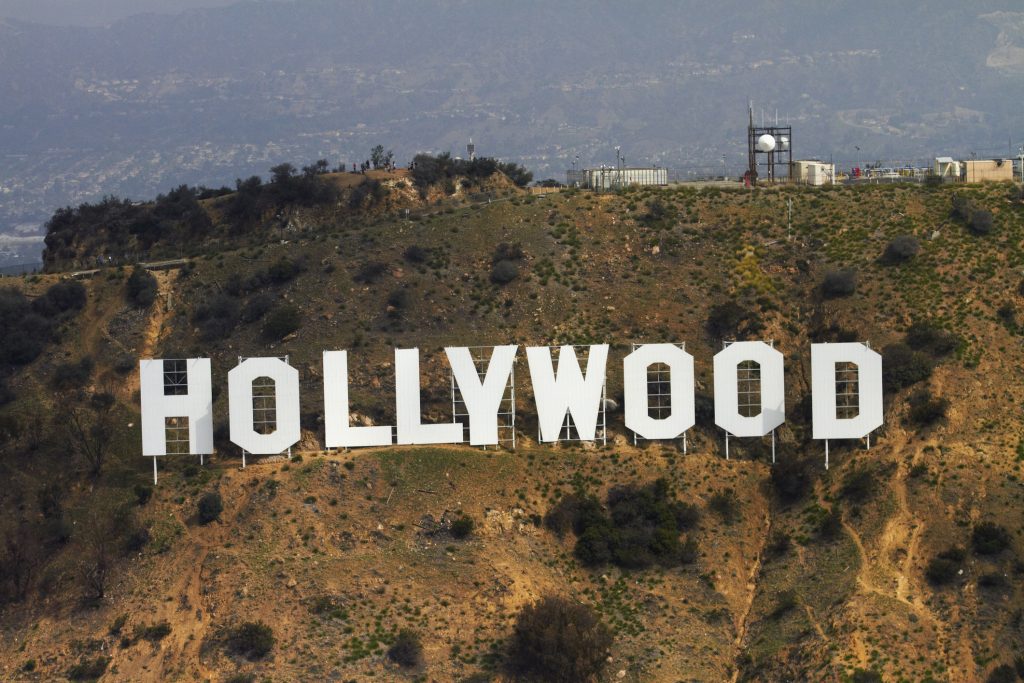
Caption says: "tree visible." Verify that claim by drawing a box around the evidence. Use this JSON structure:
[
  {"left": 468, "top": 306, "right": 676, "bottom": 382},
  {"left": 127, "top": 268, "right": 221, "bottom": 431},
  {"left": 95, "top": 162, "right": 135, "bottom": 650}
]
[
  {"left": 74, "top": 492, "right": 133, "bottom": 602},
  {"left": 370, "top": 145, "right": 394, "bottom": 169},
  {"left": 58, "top": 391, "right": 116, "bottom": 477},
  {"left": 126, "top": 267, "right": 158, "bottom": 307},
  {"left": 198, "top": 492, "right": 224, "bottom": 525},
  {"left": 508, "top": 596, "right": 612, "bottom": 683},
  {"left": 270, "top": 163, "right": 297, "bottom": 184},
  {"left": 821, "top": 269, "right": 857, "bottom": 298},
  {"left": 386, "top": 629, "right": 422, "bottom": 668},
  {"left": 881, "top": 235, "right": 920, "bottom": 264}
]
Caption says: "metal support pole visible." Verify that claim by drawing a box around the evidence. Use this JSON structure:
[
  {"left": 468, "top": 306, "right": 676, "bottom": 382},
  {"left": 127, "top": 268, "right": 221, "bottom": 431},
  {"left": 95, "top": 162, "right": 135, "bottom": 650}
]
[
  {"left": 200, "top": 453, "right": 204, "bottom": 466},
  {"left": 771, "top": 430, "right": 776, "bottom": 464},
  {"left": 242, "top": 450, "right": 247, "bottom": 469},
  {"left": 866, "top": 433, "right": 871, "bottom": 450},
  {"left": 725, "top": 432, "right": 730, "bottom": 460},
  {"left": 825, "top": 440, "right": 829, "bottom": 470},
  {"left": 683, "top": 431, "right": 687, "bottom": 455},
  {"left": 153, "top": 456, "right": 158, "bottom": 485}
]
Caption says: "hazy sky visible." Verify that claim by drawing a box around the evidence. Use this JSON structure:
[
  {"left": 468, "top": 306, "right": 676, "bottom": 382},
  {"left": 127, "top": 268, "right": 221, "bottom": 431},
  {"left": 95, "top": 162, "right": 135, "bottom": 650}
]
[{"left": 0, "top": 0, "right": 245, "bottom": 25}]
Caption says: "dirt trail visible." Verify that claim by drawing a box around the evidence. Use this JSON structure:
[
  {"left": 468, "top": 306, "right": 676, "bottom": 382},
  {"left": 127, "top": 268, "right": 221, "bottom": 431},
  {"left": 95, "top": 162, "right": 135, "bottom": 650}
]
[
  {"left": 107, "top": 471, "right": 254, "bottom": 682},
  {"left": 729, "top": 509, "right": 772, "bottom": 683},
  {"left": 841, "top": 431, "right": 969, "bottom": 678}
]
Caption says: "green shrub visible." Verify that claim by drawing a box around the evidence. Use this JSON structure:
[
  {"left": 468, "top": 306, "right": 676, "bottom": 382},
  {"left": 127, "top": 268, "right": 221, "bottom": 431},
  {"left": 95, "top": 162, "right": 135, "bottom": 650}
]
[
  {"left": 986, "top": 664, "right": 1018, "bottom": 683},
  {"left": 197, "top": 492, "right": 223, "bottom": 525},
  {"left": 969, "top": 209, "right": 994, "bottom": 235},
  {"left": 51, "top": 356, "right": 94, "bottom": 390},
  {"left": 261, "top": 305, "right": 301, "bottom": 339},
  {"left": 569, "top": 479, "right": 700, "bottom": 569},
  {"left": 972, "top": 522, "right": 1011, "bottom": 555},
  {"left": 508, "top": 596, "right": 612, "bottom": 683},
  {"left": 35, "top": 280, "right": 87, "bottom": 317},
  {"left": 450, "top": 515, "right": 474, "bottom": 539},
  {"left": 882, "top": 343, "right": 933, "bottom": 392},
  {"left": 840, "top": 468, "right": 879, "bottom": 503},
  {"left": 880, "top": 235, "right": 920, "bottom": 264},
  {"left": 708, "top": 488, "right": 740, "bottom": 524},
  {"left": 126, "top": 267, "right": 158, "bottom": 307},
  {"left": 906, "top": 390, "right": 949, "bottom": 427},
  {"left": 821, "top": 269, "right": 857, "bottom": 298},
  {"left": 68, "top": 656, "right": 109, "bottom": 681},
  {"left": 222, "top": 621, "right": 274, "bottom": 660},
  {"left": 386, "top": 628, "right": 423, "bottom": 668},
  {"left": 926, "top": 547, "right": 965, "bottom": 585},
  {"left": 770, "top": 456, "right": 814, "bottom": 504},
  {"left": 490, "top": 260, "right": 519, "bottom": 284},
  {"left": 135, "top": 621, "right": 172, "bottom": 642},
  {"left": 904, "top": 321, "right": 959, "bottom": 357}
]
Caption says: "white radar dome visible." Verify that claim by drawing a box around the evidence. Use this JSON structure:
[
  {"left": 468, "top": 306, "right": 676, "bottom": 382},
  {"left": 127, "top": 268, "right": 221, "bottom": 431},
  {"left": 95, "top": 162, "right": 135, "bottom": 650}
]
[{"left": 756, "top": 134, "right": 777, "bottom": 152}]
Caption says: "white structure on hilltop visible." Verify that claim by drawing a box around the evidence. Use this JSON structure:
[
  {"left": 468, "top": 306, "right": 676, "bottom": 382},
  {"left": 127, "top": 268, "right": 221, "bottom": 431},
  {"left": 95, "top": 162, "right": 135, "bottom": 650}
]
[
  {"left": 789, "top": 160, "right": 835, "bottom": 186},
  {"left": 566, "top": 166, "right": 668, "bottom": 190}
]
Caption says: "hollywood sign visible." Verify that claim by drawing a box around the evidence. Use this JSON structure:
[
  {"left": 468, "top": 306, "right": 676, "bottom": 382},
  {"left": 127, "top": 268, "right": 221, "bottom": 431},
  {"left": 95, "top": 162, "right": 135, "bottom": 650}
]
[{"left": 140, "top": 342, "right": 882, "bottom": 474}]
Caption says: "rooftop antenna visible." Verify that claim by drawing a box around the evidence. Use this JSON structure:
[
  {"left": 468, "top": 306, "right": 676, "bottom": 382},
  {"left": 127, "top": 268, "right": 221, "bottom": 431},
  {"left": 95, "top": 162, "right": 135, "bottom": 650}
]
[{"left": 467, "top": 138, "right": 476, "bottom": 162}]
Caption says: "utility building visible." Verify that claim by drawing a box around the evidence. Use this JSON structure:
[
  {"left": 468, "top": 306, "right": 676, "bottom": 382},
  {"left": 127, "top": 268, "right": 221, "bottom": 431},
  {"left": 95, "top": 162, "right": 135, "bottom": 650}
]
[
  {"left": 962, "top": 159, "right": 1014, "bottom": 183},
  {"left": 567, "top": 167, "right": 667, "bottom": 190},
  {"left": 789, "top": 160, "right": 834, "bottom": 186}
]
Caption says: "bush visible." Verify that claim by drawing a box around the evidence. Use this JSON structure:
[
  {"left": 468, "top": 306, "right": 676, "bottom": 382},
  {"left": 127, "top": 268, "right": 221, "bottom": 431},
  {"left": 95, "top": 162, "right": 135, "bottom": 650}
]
[
  {"left": 544, "top": 494, "right": 582, "bottom": 537},
  {"left": 770, "top": 457, "right": 814, "bottom": 504},
  {"left": 816, "top": 507, "right": 843, "bottom": 541},
  {"left": 240, "top": 293, "right": 274, "bottom": 324},
  {"left": 906, "top": 389, "right": 949, "bottom": 427},
  {"left": 904, "top": 321, "right": 959, "bottom": 357},
  {"left": 197, "top": 492, "right": 223, "bottom": 525},
  {"left": 705, "top": 301, "right": 762, "bottom": 340},
  {"left": 882, "top": 343, "right": 933, "bottom": 392},
  {"left": 925, "top": 547, "right": 965, "bottom": 585},
  {"left": 986, "top": 664, "right": 1018, "bottom": 683},
  {"left": 225, "top": 674, "right": 256, "bottom": 683},
  {"left": 450, "top": 515, "right": 474, "bottom": 539},
  {"left": 403, "top": 245, "right": 429, "bottom": 263},
  {"left": 136, "top": 621, "right": 172, "bottom": 642},
  {"left": 353, "top": 261, "right": 388, "bottom": 284},
  {"left": 972, "top": 522, "right": 1011, "bottom": 555},
  {"left": 52, "top": 356, "right": 95, "bottom": 390},
  {"left": 851, "top": 670, "right": 884, "bottom": 683},
  {"left": 126, "top": 267, "right": 158, "bottom": 307},
  {"left": 492, "top": 242, "right": 524, "bottom": 263},
  {"left": 881, "top": 235, "right": 920, "bottom": 264},
  {"left": 262, "top": 305, "right": 301, "bottom": 339},
  {"left": 708, "top": 488, "right": 740, "bottom": 524},
  {"left": 193, "top": 293, "right": 240, "bottom": 341},
  {"left": 969, "top": 209, "right": 994, "bottom": 235},
  {"left": 821, "top": 269, "right": 857, "bottom": 298},
  {"left": 508, "top": 596, "right": 612, "bottom": 683},
  {"left": 840, "top": 468, "right": 878, "bottom": 503},
  {"left": 68, "top": 656, "right": 110, "bottom": 681},
  {"left": 387, "top": 628, "right": 423, "bottom": 668},
  {"left": 223, "top": 621, "right": 274, "bottom": 660},
  {"left": 490, "top": 259, "right": 519, "bottom": 284},
  {"left": 769, "top": 589, "right": 797, "bottom": 620},
  {"left": 35, "top": 280, "right": 87, "bottom": 317}
]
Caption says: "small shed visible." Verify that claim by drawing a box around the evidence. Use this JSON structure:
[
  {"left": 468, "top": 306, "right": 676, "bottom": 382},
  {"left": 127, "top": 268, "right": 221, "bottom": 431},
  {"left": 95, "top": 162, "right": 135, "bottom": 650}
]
[
  {"left": 933, "top": 157, "right": 960, "bottom": 179},
  {"left": 963, "top": 159, "right": 1014, "bottom": 183},
  {"left": 789, "top": 160, "right": 834, "bottom": 186}
]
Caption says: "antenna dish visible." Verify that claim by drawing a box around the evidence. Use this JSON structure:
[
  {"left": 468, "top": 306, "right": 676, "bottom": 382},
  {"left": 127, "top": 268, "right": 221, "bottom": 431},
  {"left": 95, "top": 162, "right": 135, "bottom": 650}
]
[
  {"left": 779, "top": 136, "right": 790, "bottom": 151},
  {"left": 756, "top": 134, "right": 777, "bottom": 153}
]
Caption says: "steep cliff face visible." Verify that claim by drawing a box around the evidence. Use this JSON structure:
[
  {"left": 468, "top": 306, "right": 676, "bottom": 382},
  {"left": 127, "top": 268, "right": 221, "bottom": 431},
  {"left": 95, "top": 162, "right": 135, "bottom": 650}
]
[{"left": 2, "top": 180, "right": 1023, "bottom": 681}]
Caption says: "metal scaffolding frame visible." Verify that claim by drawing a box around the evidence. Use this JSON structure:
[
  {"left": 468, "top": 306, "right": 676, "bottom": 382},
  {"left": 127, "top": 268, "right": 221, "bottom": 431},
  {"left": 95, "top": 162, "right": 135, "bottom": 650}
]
[
  {"left": 538, "top": 345, "right": 607, "bottom": 446},
  {"left": 722, "top": 341, "right": 776, "bottom": 464},
  {"left": 449, "top": 346, "right": 517, "bottom": 449},
  {"left": 630, "top": 342, "right": 688, "bottom": 453},
  {"left": 237, "top": 355, "right": 291, "bottom": 467}
]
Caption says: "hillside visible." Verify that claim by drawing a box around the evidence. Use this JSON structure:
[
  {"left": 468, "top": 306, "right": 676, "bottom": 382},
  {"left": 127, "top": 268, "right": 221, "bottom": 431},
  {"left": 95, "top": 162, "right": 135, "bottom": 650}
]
[{"left": 1, "top": 177, "right": 1024, "bottom": 682}]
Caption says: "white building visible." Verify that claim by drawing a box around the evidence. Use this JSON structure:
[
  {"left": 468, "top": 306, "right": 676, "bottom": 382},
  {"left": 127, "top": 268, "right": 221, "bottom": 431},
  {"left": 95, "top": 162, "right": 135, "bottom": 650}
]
[
  {"left": 567, "top": 167, "right": 668, "bottom": 190},
  {"left": 933, "top": 157, "right": 961, "bottom": 180},
  {"left": 789, "top": 160, "right": 834, "bottom": 186}
]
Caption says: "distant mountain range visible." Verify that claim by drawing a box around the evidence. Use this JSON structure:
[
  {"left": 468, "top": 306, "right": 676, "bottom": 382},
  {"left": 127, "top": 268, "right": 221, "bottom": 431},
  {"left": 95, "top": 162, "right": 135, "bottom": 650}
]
[{"left": 2, "top": 0, "right": 1023, "bottom": 264}]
